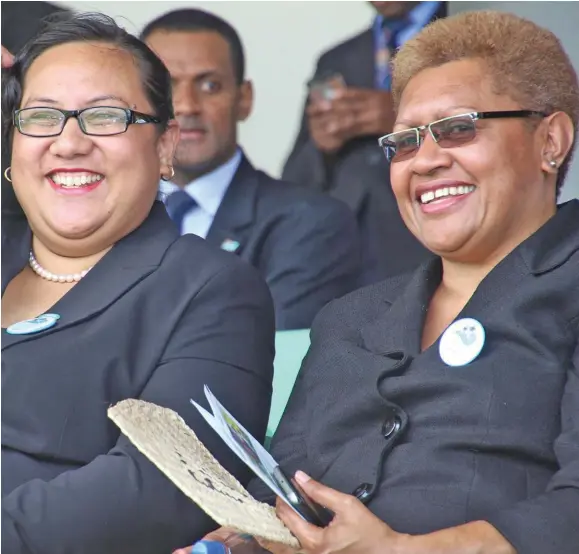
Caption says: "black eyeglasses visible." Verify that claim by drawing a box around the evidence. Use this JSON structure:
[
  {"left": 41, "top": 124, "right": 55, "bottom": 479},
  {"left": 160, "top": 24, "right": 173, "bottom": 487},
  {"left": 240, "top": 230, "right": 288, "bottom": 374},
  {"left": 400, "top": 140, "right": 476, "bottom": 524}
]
[
  {"left": 378, "top": 110, "right": 547, "bottom": 163},
  {"left": 13, "top": 106, "right": 162, "bottom": 137}
]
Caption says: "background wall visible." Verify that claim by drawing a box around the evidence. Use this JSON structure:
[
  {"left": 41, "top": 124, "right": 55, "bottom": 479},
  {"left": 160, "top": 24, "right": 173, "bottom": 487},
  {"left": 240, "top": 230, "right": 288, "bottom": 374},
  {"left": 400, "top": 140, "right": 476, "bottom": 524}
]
[
  {"left": 57, "top": 1, "right": 373, "bottom": 177},
  {"left": 58, "top": 1, "right": 579, "bottom": 200}
]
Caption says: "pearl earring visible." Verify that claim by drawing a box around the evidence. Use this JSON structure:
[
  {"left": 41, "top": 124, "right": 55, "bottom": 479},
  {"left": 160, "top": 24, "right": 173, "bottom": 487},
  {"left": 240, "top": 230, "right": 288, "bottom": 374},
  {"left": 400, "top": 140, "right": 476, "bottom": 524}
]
[{"left": 549, "top": 160, "right": 558, "bottom": 168}]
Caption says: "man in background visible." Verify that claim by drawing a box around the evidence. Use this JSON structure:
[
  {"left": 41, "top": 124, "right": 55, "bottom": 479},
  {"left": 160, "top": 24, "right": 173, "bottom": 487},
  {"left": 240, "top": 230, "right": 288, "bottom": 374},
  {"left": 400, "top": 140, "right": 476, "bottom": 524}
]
[
  {"left": 142, "top": 9, "right": 361, "bottom": 330},
  {"left": 283, "top": 2, "right": 447, "bottom": 284}
]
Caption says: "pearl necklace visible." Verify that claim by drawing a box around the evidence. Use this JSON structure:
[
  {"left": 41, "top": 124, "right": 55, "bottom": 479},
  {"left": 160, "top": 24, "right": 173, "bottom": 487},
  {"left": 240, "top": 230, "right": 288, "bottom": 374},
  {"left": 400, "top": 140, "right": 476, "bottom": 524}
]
[{"left": 29, "top": 251, "right": 92, "bottom": 283}]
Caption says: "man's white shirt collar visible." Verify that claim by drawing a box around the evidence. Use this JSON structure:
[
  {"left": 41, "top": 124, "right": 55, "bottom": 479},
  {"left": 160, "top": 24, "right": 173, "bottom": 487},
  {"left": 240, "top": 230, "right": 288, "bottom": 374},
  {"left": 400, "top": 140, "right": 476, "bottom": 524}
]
[{"left": 159, "top": 148, "right": 242, "bottom": 216}]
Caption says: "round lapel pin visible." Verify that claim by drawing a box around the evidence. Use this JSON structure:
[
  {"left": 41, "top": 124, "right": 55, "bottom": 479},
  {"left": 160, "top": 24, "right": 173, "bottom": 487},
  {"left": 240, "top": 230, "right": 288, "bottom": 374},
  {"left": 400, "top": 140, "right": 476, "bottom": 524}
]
[
  {"left": 6, "top": 313, "right": 61, "bottom": 335},
  {"left": 439, "top": 317, "right": 485, "bottom": 367},
  {"left": 220, "top": 238, "right": 240, "bottom": 253}
]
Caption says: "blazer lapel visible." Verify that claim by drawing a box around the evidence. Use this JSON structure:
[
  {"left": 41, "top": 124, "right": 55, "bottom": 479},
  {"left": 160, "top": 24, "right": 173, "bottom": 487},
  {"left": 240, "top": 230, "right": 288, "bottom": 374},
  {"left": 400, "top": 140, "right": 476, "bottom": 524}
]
[
  {"left": 2, "top": 202, "right": 180, "bottom": 350},
  {"left": 343, "top": 29, "right": 375, "bottom": 89},
  {"left": 362, "top": 200, "right": 579, "bottom": 360},
  {"left": 205, "top": 155, "right": 258, "bottom": 256},
  {"left": 519, "top": 199, "right": 579, "bottom": 275},
  {"left": 454, "top": 200, "right": 579, "bottom": 322},
  {"left": 1, "top": 214, "right": 31, "bottom": 293},
  {"left": 344, "top": 2, "right": 446, "bottom": 90},
  {"left": 361, "top": 257, "right": 441, "bottom": 357}
]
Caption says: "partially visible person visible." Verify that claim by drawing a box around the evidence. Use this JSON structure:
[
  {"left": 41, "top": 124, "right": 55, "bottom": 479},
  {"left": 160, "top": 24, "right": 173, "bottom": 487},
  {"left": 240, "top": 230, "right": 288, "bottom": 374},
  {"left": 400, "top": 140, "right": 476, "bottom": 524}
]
[
  {"left": 2, "top": 1, "right": 72, "bottom": 217},
  {"left": 2, "top": 45, "right": 15, "bottom": 68},
  {"left": 141, "top": 9, "right": 362, "bottom": 330},
  {"left": 1, "top": 13, "right": 275, "bottom": 554},
  {"left": 283, "top": 2, "right": 447, "bottom": 284},
  {"left": 177, "top": 9, "right": 579, "bottom": 554},
  {"left": 1, "top": 1, "right": 70, "bottom": 53}
]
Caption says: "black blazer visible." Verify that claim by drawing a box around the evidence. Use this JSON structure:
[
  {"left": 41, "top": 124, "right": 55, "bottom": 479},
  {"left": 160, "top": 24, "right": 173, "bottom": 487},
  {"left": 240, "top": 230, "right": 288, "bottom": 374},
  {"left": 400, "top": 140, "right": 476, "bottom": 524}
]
[
  {"left": 205, "top": 155, "right": 362, "bottom": 330},
  {"left": 250, "top": 200, "right": 579, "bottom": 554},
  {"left": 1, "top": 203, "right": 275, "bottom": 554},
  {"left": 282, "top": 4, "right": 447, "bottom": 285}
]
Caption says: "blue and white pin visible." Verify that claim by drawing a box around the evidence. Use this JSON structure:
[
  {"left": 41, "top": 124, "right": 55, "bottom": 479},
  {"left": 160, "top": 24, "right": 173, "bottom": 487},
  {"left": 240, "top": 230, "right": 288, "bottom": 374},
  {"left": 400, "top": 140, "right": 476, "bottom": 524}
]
[
  {"left": 439, "top": 317, "right": 485, "bottom": 367},
  {"left": 220, "top": 238, "right": 240, "bottom": 253},
  {"left": 6, "top": 313, "right": 61, "bottom": 335}
]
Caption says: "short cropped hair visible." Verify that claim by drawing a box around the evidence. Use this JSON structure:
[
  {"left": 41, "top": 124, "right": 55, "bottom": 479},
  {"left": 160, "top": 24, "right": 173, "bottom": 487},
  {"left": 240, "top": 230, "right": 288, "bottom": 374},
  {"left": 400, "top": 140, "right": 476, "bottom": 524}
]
[
  {"left": 392, "top": 10, "right": 579, "bottom": 195},
  {"left": 140, "top": 9, "right": 245, "bottom": 85}
]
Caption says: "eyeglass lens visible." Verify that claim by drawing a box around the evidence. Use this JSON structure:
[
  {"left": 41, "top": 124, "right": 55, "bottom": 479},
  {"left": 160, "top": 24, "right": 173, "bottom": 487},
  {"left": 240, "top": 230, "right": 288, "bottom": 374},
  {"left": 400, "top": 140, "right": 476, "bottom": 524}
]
[
  {"left": 384, "top": 115, "right": 477, "bottom": 162},
  {"left": 17, "top": 107, "right": 129, "bottom": 136}
]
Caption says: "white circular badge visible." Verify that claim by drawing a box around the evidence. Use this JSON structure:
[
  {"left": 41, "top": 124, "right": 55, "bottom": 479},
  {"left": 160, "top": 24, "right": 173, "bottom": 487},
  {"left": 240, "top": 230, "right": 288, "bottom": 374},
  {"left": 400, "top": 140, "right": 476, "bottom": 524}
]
[
  {"left": 6, "top": 313, "right": 61, "bottom": 335},
  {"left": 439, "top": 317, "right": 485, "bottom": 367}
]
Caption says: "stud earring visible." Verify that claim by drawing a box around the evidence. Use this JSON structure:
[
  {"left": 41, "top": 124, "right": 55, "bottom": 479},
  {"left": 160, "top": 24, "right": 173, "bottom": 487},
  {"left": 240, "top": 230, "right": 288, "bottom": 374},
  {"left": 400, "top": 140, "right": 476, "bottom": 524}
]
[
  {"left": 4, "top": 166, "right": 12, "bottom": 182},
  {"left": 549, "top": 160, "right": 558, "bottom": 169}
]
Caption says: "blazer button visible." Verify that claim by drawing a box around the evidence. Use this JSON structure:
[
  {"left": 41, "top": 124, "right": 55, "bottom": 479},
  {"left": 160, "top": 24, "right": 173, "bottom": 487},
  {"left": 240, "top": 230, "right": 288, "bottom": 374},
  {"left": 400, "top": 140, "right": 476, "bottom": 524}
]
[
  {"left": 382, "top": 416, "right": 401, "bottom": 439},
  {"left": 352, "top": 483, "right": 373, "bottom": 502}
]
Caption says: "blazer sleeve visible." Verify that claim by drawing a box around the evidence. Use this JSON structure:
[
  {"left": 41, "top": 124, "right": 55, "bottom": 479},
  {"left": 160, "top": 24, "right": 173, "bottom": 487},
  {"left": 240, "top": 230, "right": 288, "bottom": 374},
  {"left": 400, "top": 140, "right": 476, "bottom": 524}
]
[
  {"left": 264, "top": 195, "right": 362, "bottom": 330},
  {"left": 485, "top": 327, "right": 579, "bottom": 554},
  {"left": 1, "top": 261, "right": 276, "bottom": 554},
  {"left": 281, "top": 56, "right": 330, "bottom": 189},
  {"left": 247, "top": 297, "right": 344, "bottom": 503}
]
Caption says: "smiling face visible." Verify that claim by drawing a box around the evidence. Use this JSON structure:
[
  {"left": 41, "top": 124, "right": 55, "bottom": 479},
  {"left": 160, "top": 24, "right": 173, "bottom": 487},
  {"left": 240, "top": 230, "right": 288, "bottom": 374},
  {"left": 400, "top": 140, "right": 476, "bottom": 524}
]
[
  {"left": 390, "top": 58, "right": 558, "bottom": 264},
  {"left": 146, "top": 29, "right": 252, "bottom": 185},
  {"left": 10, "top": 41, "right": 178, "bottom": 256}
]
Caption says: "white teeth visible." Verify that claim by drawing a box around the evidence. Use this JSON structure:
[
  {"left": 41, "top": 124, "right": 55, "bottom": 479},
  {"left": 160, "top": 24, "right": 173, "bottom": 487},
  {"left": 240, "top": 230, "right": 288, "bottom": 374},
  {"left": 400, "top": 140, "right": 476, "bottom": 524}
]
[
  {"left": 50, "top": 172, "right": 104, "bottom": 188},
  {"left": 420, "top": 185, "right": 475, "bottom": 205},
  {"left": 421, "top": 191, "right": 435, "bottom": 203}
]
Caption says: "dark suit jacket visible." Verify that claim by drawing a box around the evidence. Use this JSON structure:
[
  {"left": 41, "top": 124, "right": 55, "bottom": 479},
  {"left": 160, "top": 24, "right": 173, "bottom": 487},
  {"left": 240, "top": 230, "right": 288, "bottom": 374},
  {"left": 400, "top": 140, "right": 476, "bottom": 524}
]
[
  {"left": 249, "top": 200, "right": 579, "bottom": 554},
  {"left": 282, "top": 4, "right": 446, "bottom": 285},
  {"left": 1, "top": 202, "right": 275, "bottom": 554},
  {"left": 205, "top": 156, "right": 362, "bottom": 330}
]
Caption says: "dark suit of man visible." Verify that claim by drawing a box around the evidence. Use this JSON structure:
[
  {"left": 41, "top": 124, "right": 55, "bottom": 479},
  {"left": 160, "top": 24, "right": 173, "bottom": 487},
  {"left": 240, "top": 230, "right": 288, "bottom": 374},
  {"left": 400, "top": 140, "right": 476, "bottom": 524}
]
[
  {"left": 202, "top": 155, "right": 362, "bottom": 330},
  {"left": 282, "top": 3, "right": 447, "bottom": 284},
  {"left": 2, "top": 203, "right": 275, "bottom": 554},
  {"left": 249, "top": 200, "right": 579, "bottom": 554}
]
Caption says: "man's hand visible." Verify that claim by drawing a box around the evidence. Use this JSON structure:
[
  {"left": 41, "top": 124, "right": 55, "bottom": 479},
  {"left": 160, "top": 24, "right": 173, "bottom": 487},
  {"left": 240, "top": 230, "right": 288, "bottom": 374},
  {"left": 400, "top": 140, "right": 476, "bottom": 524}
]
[
  {"left": 2, "top": 45, "right": 15, "bottom": 68},
  {"left": 307, "top": 88, "right": 394, "bottom": 153}
]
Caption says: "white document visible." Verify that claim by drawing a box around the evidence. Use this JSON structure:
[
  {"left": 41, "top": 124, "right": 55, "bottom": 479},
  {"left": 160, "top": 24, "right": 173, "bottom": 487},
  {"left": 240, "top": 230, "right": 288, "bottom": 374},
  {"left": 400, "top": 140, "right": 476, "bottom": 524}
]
[{"left": 191, "top": 386, "right": 299, "bottom": 514}]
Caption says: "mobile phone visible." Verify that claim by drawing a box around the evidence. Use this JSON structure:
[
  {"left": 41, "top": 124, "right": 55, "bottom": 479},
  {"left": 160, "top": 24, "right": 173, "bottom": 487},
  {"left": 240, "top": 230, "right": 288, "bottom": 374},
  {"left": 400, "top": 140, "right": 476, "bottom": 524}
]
[
  {"left": 273, "top": 466, "right": 334, "bottom": 527},
  {"left": 307, "top": 72, "right": 346, "bottom": 102}
]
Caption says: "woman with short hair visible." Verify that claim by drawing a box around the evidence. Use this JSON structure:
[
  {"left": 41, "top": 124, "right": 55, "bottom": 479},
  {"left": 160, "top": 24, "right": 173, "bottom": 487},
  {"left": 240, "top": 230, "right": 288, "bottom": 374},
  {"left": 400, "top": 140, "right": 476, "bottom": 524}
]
[{"left": 181, "top": 10, "right": 579, "bottom": 554}]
